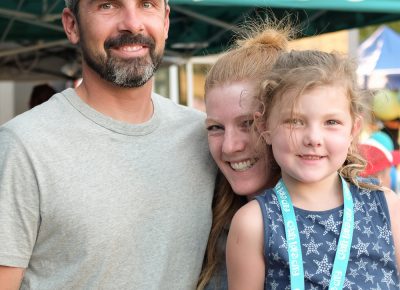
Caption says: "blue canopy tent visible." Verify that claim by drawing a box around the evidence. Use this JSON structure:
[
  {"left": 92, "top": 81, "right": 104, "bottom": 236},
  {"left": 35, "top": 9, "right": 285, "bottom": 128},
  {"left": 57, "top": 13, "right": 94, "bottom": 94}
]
[{"left": 358, "top": 26, "right": 400, "bottom": 89}]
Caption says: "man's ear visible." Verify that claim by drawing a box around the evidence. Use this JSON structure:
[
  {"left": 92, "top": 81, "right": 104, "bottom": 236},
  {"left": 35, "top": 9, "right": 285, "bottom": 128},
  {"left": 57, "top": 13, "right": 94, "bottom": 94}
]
[
  {"left": 254, "top": 112, "right": 272, "bottom": 144},
  {"left": 62, "top": 8, "right": 80, "bottom": 44}
]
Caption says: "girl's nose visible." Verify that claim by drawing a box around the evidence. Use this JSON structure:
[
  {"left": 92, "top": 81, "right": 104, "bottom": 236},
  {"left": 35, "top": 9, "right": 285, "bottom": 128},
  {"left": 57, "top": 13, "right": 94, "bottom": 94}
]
[{"left": 303, "top": 126, "right": 322, "bottom": 147}]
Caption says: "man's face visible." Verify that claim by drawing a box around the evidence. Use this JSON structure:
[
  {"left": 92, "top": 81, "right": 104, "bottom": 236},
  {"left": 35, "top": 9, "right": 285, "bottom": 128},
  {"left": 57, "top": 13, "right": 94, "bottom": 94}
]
[{"left": 75, "top": 0, "right": 170, "bottom": 87}]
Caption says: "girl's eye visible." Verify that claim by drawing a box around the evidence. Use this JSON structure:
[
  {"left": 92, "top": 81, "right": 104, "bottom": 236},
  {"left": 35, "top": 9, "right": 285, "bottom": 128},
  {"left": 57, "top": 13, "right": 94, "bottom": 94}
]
[{"left": 326, "top": 120, "right": 340, "bottom": 126}]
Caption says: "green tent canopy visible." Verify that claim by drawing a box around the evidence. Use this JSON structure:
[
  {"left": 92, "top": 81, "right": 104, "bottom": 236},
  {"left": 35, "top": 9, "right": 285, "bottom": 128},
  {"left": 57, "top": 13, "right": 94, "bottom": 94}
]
[{"left": 0, "top": 0, "right": 399, "bottom": 79}]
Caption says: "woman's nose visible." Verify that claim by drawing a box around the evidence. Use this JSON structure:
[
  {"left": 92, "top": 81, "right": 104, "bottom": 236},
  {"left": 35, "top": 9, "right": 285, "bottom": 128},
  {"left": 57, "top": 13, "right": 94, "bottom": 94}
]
[{"left": 222, "top": 130, "right": 246, "bottom": 154}]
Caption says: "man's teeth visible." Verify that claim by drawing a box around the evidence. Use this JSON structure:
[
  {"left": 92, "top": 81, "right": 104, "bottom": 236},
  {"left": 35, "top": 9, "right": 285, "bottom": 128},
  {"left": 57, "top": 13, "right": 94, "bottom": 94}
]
[
  {"left": 230, "top": 159, "right": 256, "bottom": 171},
  {"left": 120, "top": 45, "right": 143, "bottom": 52}
]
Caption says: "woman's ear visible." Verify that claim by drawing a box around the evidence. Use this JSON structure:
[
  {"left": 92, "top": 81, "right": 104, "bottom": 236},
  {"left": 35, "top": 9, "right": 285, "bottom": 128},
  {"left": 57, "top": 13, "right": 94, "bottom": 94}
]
[{"left": 254, "top": 112, "right": 272, "bottom": 144}]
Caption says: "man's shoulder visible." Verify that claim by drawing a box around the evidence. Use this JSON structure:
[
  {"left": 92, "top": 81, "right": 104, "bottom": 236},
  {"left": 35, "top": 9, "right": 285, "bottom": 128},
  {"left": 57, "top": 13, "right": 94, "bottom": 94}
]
[
  {"left": 153, "top": 93, "right": 205, "bottom": 121},
  {"left": 0, "top": 91, "right": 66, "bottom": 139}
]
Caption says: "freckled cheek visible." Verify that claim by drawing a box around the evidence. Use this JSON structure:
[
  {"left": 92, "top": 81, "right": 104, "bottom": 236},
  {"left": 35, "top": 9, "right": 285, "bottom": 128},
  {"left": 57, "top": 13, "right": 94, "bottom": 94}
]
[{"left": 207, "top": 137, "right": 222, "bottom": 161}]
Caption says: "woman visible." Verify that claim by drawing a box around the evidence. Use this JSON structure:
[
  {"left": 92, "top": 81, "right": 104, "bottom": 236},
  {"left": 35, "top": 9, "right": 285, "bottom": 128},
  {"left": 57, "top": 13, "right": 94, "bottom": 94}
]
[{"left": 197, "top": 21, "right": 292, "bottom": 290}]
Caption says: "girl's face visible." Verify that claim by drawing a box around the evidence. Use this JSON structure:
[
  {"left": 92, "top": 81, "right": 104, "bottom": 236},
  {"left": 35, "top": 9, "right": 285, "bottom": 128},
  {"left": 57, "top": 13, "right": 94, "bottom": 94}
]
[
  {"left": 205, "top": 81, "right": 271, "bottom": 198},
  {"left": 265, "top": 85, "right": 356, "bottom": 186}
]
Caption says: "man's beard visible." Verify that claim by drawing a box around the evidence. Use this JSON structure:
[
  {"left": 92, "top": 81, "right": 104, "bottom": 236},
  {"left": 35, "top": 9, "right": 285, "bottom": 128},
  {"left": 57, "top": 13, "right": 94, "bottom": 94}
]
[{"left": 80, "top": 33, "right": 163, "bottom": 88}]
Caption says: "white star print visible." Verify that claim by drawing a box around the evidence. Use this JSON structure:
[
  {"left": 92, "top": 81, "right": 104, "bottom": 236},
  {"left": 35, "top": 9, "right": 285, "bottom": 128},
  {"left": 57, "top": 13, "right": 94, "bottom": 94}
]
[
  {"left": 320, "top": 277, "right": 330, "bottom": 288},
  {"left": 314, "top": 254, "right": 332, "bottom": 276},
  {"left": 270, "top": 219, "right": 279, "bottom": 233},
  {"left": 377, "top": 224, "right": 391, "bottom": 244},
  {"left": 326, "top": 238, "right": 337, "bottom": 252},
  {"left": 303, "top": 237, "right": 323, "bottom": 255},
  {"left": 319, "top": 214, "right": 341, "bottom": 235},
  {"left": 381, "top": 268, "right": 396, "bottom": 288},
  {"left": 368, "top": 199, "right": 379, "bottom": 213},
  {"left": 352, "top": 237, "right": 370, "bottom": 258},
  {"left": 306, "top": 214, "right": 321, "bottom": 222},
  {"left": 270, "top": 280, "right": 279, "bottom": 290},
  {"left": 360, "top": 187, "right": 372, "bottom": 199},
  {"left": 279, "top": 235, "right": 287, "bottom": 250},
  {"left": 363, "top": 212, "right": 373, "bottom": 224},
  {"left": 380, "top": 251, "right": 393, "bottom": 266},
  {"left": 300, "top": 224, "right": 316, "bottom": 239},
  {"left": 354, "top": 220, "right": 362, "bottom": 231},
  {"left": 354, "top": 199, "right": 365, "bottom": 213},
  {"left": 348, "top": 267, "right": 359, "bottom": 278},
  {"left": 355, "top": 258, "right": 368, "bottom": 271},
  {"left": 271, "top": 252, "right": 281, "bottom": 262},
  {"left": 363, "top": 226, "right": 373, "bottom": 238},
  {"left": 343, "top": 278, "right": 355, "bottom": 289},
  {"left": 364, "top": 272, "right": 375, "bottom": 284},
  {"left": 372, "top": 242, "right": 382, "bottom": 253}
]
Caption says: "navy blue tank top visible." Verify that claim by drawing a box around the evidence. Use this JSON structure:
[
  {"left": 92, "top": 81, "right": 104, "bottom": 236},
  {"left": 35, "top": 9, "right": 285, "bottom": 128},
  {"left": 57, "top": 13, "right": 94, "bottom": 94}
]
[{"left": 256, "top": 181, "right": 400, "bottom": 289}]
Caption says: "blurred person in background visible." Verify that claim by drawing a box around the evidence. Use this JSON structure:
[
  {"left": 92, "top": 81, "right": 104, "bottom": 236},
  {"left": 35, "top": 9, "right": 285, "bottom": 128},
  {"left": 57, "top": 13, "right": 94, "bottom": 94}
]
[{"left": 29, "top": 83, "right": 56, "bottom": 109}]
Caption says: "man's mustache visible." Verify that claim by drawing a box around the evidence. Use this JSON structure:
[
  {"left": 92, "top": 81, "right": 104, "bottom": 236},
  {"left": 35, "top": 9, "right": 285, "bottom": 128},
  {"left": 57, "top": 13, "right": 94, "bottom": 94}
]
[{"left": 104, "top": 33, "right": 155, "bottom": 50}]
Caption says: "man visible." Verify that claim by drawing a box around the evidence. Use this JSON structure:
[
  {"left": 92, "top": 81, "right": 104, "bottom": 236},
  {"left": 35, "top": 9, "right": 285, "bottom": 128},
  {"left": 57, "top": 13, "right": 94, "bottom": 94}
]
[{"left": 0, "top": 0, "right": 216, "bottom": 289}]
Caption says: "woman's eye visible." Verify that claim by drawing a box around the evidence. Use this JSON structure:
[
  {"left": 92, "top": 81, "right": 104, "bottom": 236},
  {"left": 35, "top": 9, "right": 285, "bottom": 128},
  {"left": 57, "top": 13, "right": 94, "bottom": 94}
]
[
  {"left": 284, "top": 119, "right": 303, "bottom": 126},
  {"left": 242, "top": 119, "right": 254, "bottom": 128},
  {"left": 206, "top": 125, "right": 224, "bottom": 132}
]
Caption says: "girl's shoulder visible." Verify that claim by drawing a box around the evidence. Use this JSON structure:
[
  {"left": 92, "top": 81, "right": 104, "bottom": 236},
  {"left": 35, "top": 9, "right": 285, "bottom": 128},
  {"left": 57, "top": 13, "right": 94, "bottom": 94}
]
[{"left": 231, "top": 200, "right": 264, "bottom": 236}]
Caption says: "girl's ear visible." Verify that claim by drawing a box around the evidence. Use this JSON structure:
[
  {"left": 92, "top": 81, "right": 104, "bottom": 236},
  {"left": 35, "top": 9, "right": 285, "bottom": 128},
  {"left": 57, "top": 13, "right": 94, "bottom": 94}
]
[
  {"left": 254, "top": 112, "right": 272, "bottom": 144},
  {"left": 351, "top": 116, "right": 363, "bottom": 138}
]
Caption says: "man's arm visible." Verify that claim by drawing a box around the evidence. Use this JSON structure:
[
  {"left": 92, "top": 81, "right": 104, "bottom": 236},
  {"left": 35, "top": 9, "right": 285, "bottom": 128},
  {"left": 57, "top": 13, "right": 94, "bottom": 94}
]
[{"left": 0, "top": 266, "right": 24, "bottom": 290}]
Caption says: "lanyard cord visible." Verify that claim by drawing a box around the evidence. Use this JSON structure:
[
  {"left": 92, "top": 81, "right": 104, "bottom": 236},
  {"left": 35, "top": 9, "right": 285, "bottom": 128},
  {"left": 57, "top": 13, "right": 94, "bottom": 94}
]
[{"left": 274, "top": 175, "right": 354, "bottom": 290}]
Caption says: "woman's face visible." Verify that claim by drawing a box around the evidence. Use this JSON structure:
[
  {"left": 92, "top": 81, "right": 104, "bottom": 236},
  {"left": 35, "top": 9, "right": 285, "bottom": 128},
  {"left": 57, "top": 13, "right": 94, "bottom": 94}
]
[{"left": 205, "top": 81, "right": 271, "bottom": 198}]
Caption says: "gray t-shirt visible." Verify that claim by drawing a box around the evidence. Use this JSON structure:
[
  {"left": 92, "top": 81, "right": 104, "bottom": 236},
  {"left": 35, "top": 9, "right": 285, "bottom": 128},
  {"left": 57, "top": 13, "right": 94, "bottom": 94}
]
[{"left": 0, "top": 88, "right": 216, "bottom": 290}]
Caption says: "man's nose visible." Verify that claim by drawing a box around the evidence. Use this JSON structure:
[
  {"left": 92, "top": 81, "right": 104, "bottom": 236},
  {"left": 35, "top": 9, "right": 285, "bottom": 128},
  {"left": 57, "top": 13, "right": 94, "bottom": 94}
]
[{"left": 118, "top": 7, "right": 145, "bottom": 33}]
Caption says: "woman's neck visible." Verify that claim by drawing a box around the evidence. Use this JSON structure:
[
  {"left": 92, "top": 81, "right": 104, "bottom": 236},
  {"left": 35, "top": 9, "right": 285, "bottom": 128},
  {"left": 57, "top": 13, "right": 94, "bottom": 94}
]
[{"left": 281, "top": 173, "right": 344, "bottom": 211}]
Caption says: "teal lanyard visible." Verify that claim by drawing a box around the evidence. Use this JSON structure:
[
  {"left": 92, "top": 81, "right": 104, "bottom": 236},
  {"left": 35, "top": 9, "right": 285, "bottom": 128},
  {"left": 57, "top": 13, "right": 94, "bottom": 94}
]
[{"left": 274, "top": 175, "right": 354, "bottom": 290}]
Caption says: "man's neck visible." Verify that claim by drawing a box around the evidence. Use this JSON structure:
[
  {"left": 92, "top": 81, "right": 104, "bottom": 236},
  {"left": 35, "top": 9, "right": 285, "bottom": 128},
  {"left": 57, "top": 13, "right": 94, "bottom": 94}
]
[{"left": 75, "top": 67, "right": 154, "bottom": 124}]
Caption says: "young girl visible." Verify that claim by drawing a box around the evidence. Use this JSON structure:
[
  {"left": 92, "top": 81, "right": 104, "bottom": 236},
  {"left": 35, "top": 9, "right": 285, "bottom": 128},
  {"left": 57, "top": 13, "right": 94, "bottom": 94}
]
[{"left": 226, "top": 50, "right": 400, "bottom": 289}]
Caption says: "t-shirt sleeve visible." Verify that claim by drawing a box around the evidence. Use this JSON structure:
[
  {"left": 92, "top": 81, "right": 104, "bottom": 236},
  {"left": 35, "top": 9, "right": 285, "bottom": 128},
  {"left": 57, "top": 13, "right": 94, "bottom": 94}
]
[{"left": 0, "top": 127, "right": 40, "bottom": 268}]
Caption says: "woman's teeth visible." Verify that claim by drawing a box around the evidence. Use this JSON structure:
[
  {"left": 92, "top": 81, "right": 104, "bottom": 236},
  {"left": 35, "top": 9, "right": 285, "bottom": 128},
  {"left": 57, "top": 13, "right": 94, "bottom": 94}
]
[{"left": 230, "top": 159, "right": 257, "bottom": 171}]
